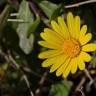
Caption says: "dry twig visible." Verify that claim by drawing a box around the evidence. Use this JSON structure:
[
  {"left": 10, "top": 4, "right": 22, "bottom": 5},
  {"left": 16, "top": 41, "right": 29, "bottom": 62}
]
[
  {"left": 65, "top": 0, "right": 96, "bottom": 8},
  {"left": 0, "top": 50, "right": 34, "bottom": 96},
  {"left": 35, "top": 72, "right": 48, "bottom": 96}
]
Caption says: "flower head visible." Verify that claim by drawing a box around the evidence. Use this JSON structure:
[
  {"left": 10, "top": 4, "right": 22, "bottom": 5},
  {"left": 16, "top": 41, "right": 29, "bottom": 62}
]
[{"left": 38, "top": 12, "right": 96, "bottom": 78}]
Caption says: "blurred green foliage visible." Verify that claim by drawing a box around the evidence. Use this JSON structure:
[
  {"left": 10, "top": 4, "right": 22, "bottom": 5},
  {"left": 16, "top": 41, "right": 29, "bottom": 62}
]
[{"left": 49, "top": 80, "right": 73, "bottom": 96}]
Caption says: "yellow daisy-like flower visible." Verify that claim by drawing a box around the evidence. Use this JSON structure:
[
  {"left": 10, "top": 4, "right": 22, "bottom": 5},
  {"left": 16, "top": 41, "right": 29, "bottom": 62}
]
[{"left": 38, "top": 12, "right": 96, "bottom": 78}]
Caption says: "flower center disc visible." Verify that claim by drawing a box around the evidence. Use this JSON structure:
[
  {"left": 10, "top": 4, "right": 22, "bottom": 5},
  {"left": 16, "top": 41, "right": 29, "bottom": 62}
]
[{"left": 63, "top": 39, "right": 81, "bottom": 58}]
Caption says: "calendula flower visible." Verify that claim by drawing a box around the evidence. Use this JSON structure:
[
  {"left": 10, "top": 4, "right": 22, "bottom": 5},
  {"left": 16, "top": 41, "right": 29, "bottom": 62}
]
[{"left": 38, "top": 12, "right": 96, "bottom": 78}]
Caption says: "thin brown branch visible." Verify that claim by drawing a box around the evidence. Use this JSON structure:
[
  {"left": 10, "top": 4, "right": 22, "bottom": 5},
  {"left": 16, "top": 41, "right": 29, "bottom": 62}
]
[
  {"left": 84, "top": 69, "right": 94, "bottom": 85},
  {"left": 65, "top": 0, "right": 96, "bottom": 8},
  {"left": 0, "top": 50, "right": 34, "bottom": 96},
  {"left": 8, "top": 51, "right": 34, "bottom": 96},
  {"left": 35, "top": 71, "right": 48, "bottom": 96},
  {"left": 75, "top": 68, "right": 94, "bottom": 95},
  {"left": 77, "top": 86, "right": 85, "bottom": 96},
  {"left": 75, "top": 77, "right": 86, "bottom": 92},
  {"left": 23, "top": 75, "right": 34, "bottom": 96},
  {"left": 29, "top": 0, "right": 51, "bottom": 28}
]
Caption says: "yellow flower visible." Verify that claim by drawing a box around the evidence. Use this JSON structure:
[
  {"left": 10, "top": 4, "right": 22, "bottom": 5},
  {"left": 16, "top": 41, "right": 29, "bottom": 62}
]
[{"left": 38, "top": 12, "right": 96, "bottom": 78}]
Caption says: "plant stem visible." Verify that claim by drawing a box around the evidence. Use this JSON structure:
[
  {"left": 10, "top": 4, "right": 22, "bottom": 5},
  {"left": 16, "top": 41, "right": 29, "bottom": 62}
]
[
  {"left": 65, "top": 0, "right": 96, "bottom": 8},
  {"left": 84, "top": 69, "right": 94, "bottom": 85}
]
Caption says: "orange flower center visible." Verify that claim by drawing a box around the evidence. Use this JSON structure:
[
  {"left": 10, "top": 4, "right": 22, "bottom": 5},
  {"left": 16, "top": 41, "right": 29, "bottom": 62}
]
[{"left": 63, "top": 39, "right": 81, "bottom": 58}]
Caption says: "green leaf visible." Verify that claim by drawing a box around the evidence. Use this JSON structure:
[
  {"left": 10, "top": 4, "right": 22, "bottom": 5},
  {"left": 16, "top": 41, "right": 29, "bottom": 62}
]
[
  {"left": 50, "top": 5, "right": 62, "bottom": 20},
  {"left": 39, "top": 1, "right": 61, "bottom": 20},
  {"left": 19, "top": 34, "right": 34, "bottom": 54},
  {"left": 18, "top": 0, "right": 34, "bottom": 24},
  {"left": 27, "top": 14, "right": 40, "bottom": 37},
  {"left": 49, "top": 80, "right": 73, "bottom": 96},
  {"left": 17, "top": 0, "right": 39, "bottom": 54}
]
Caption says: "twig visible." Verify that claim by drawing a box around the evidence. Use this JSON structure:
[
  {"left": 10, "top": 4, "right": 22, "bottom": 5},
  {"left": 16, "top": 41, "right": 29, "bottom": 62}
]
[
  {"left": 10, "top": 13, "right": 19, "bottom": 16},
  {"left": 8, "top": 50, "right": 34, "bottom": 96},
  {"left": 35, "top": 71, "right": 48, "bottom": 96},
  {"left": 77, "top": 86, "right": 85, "bottom": 96},
  {"left": 23, "top": 75, "right": 34, "bottom": 96},
  {"left": 39, "top": 72, "right": 48, "bottom": 85},
  {"left": 84, "top": 69, "right": 94, "bottom": 85},
  {"left": 23, "top": 66, "right": 42, "bottom": 78},
  {"left": 75, "top": 77, "right": 86, "bottom": 92},
  {"left": 8, "top": 51, "right": 20, "bottom": 69},
  {"left": 0, "top": 50, "right": 34, "bottom": 96},
  {"left": 29, "top": 0, "right": 45, "bottom": 20},
  {"left": 65, "top": 0, "right": 96, "bottom": 8},
  {"left": 75, "top": 69, "right": 94, "bottom": 95},
  {"left": 7, "top": 19, "right": 25, "bottom": 22},
  {"left": 29, "top": 0, "right": 51, "bottom": 28}
]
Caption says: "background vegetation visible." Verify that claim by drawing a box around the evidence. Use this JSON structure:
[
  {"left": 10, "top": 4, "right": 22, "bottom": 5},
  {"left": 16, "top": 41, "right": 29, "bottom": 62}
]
[{"left": 0, "top": 0, "right": 96, "bottom": 96}]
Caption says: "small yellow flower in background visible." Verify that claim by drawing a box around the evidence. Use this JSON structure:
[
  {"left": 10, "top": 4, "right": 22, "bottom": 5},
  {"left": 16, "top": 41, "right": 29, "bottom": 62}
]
[{"left": 38, "top": 12, "right": 96, "bottom": 78}]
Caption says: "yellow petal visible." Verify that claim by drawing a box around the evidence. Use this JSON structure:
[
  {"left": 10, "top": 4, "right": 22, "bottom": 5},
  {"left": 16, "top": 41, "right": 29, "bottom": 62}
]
[
  {"left": 70, "top": 58, "right": 78, "bottom": 74},
  {"left": 38, "top": 50, "right": 63, "bottom": 59},
  {"left": 82, "top": 43, "right": 96, "bottom": 52},
  {"left": 42, "top": 55, "right": 61, "bottom": 67},
  {"left": 40, "top": 32, "right": 62, "bottom": 47},
  {"left": 44, "top": 28, "right": 64, "bottom": 42},
  {"left": 50, "top": 55, "right": 67, "bottom": 73},
  {"left": 78, "top": 59, "right": 85, "bottom": 70},
  {"left": 56, "top": 58, "right": 70, "bottom": 76},
  {"left": 51, "top": 20, "right": 63, "bottom": 36},
  {"left": 67, "top": 12, "right": 74, "bottom": 37},
  {"left": 58, "top": 16, "right": 70, "bottom": 39},
  {"left": 74, "top": 16, "right": 80, "bottom": 39},
  {"left": 79, "top": 33, "right": 92, "bottom": 45},
  {"left": 78, "top": 51, "right": 92, "bottom": 62},
  {"left": 42, "top": 59, "right": 53, "bottom": 67},
  {"left": 62, "top": 61, "right": 72, "bottom": 78},
  {"left": 79, "top": 25, "right": 87, "bottom": 38},
  {"left": 38, "top": 41, "right": 61, "bottom": 49}
]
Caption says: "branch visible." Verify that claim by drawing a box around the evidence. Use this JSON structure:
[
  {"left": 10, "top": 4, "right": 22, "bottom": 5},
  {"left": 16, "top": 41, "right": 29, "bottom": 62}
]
[
  {"left": 0, "top": 50, "right": 34, "bottom": 96},
  {"left": 64, "top": 0, "right": 96, "bottom": 8},
  {"left": 75, "top": 77, "right": 86, "bottom": 92},
  {"left": 35, "top": 72, "right": 48, "bottom": 96},
  {"left": 77, "top": 86, "right": 85, "bottom": 96},
  {"left": 84, "top": 69, "right": 94, "bottom": 85},
  {"left": 28, "top": 0, "right": 51, "bottom": 28},
  {"left": 75, "top": 62, "right": 94, "bottom": 95}
]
